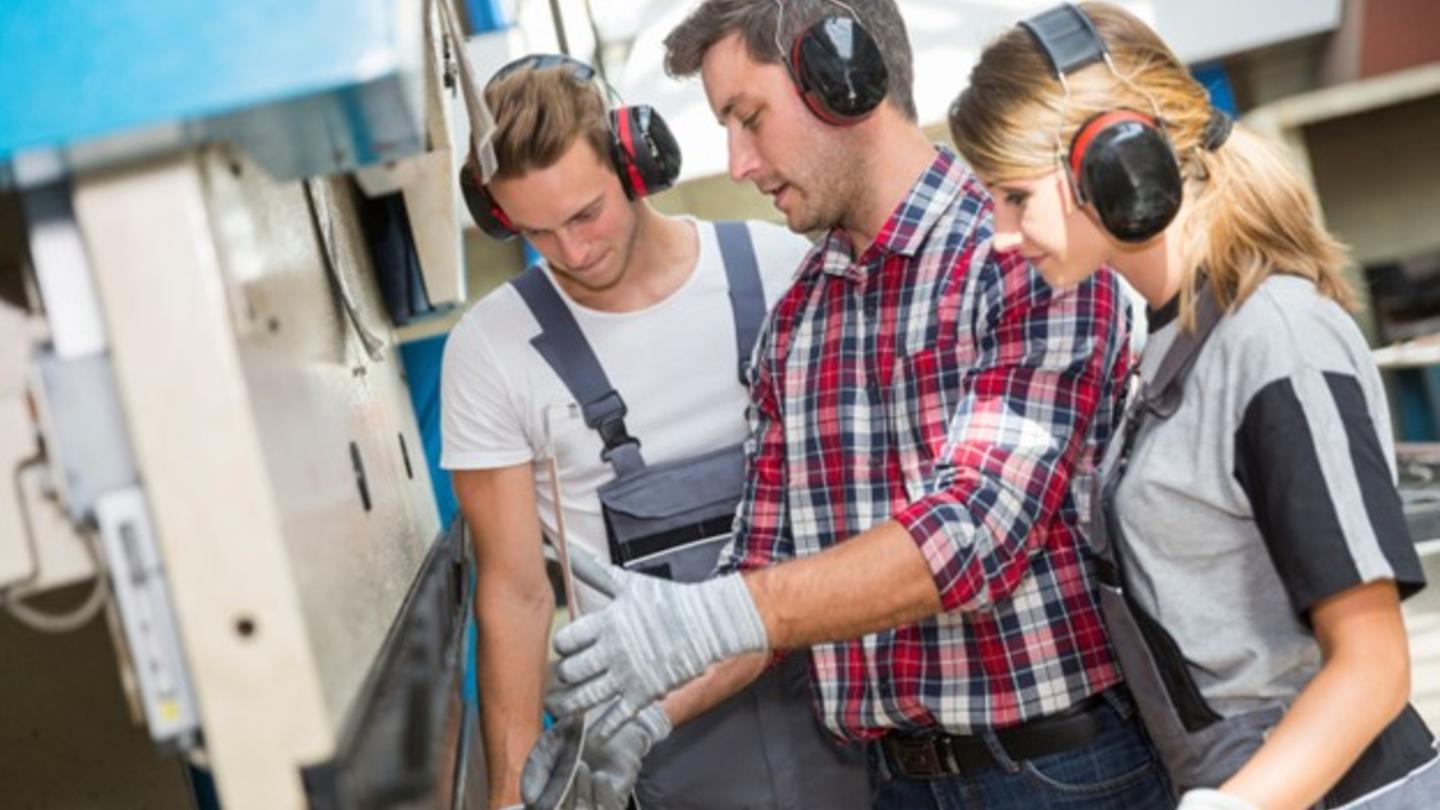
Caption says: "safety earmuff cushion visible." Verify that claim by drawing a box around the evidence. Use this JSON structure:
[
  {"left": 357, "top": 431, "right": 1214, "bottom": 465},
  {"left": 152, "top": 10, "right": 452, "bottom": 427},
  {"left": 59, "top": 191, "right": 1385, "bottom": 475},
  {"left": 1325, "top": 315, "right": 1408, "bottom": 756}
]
[
  {"left": 1069, "top": 110, "right": 1182, "bottom": 243},
  {"left": 789, "top": 16, "right": 889, "bottom": 126},
  {"left": 459, "top": 162, "right": 518, "bottom": 241},
  {"left": 608, "top": 105, "right": 682, "bottom": 200}
]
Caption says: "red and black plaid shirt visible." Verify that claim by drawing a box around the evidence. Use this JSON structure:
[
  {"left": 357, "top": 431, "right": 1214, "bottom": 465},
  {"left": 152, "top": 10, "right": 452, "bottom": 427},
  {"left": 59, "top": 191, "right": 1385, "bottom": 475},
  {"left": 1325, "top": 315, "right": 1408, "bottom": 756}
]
[{"left": 719, "top": 148, "right": 1130, "bottom": 738}]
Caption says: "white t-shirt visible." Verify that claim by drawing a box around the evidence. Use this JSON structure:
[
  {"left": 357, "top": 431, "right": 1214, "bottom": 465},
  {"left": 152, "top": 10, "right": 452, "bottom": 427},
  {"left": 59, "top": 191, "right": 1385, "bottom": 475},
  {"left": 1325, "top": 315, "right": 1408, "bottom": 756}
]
[{"left": 441, "top": 218, "right": 811, "bottom": 610}]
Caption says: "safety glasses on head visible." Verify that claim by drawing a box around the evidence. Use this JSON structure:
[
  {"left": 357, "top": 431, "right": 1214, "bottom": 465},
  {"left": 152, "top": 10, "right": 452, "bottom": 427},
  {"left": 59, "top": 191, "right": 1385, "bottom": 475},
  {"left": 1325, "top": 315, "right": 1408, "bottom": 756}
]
[
  {"left": 1019, "top": 3, "right": 1181, "bottom": 243},
  {"left": 459, "top": 53, "right": 683, "bottom": 241},
  {"left": 489, "top": 53, "right": 599, "bottom": 85},
  {"left": 774, "top": 0, "right": 889, "bottom": 126}
]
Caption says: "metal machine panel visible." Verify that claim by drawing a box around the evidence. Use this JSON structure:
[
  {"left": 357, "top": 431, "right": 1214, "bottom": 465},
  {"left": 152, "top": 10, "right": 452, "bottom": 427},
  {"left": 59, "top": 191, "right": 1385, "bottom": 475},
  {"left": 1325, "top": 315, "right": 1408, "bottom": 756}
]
[
  {"left": 70, "top": 144, "right": 439, "bottom": 807},
  {"left": 210, "top": 152, "right": 444, "bottom": 727},
  {"left": 93, "top": 487, "right": 200, "bottom": 742},
  {"left": 0, "top": 305, "right": 94, "bottom": 594},
  {"left": 304, "top": 519, "right": 482, "bottom": 810}
]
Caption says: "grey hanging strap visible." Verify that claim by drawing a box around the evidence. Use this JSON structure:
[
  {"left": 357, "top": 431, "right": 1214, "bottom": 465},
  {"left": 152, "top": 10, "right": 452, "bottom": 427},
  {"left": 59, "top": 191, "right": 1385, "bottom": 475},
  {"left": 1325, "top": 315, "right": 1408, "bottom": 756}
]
[
  {"left": 1098, "top": 280, "right": 1227, "bottom": 566},
  {"left": 1112, "top": 281, "right": 1225, "bottom": 472},
  {"left": 510, "top": 266, "right": 644, "bottom": 476},
  {"left": 714, "top": 221, "right": 766, "bottom": 385},
  {"left": 1144, "top": 283, "right": 1225, "bottom": 417}
]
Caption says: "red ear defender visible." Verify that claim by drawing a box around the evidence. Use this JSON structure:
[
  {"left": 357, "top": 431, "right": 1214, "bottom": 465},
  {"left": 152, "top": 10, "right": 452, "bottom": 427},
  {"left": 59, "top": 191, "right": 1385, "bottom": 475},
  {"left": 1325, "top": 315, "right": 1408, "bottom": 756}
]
[
  {"left": 611, "top": 105, "right": 651, "bottom": 198},
  {"left": 491, "top": 202, "right": 514, "bottom": 231},
  {"left": 1019, "top": 5, "right": 1184, "bottom": 243},
  {"left": 464, "top": 53, "right": 683, "bottom": 239},
  {"left": 1067, "top": 109, "right": 1182, "bottom": 243},
  {"left": 459, "top": 161, "right": 521, "bottom": 241},
  {"left": 1067, "top": 110, "right": 1158, "bottom": 199},
  {"left": 783, "top": 14, "right": 889, "bottom": 126},
  {"left": 789, "top": 31, "right": 853, "bottom": 126},
  {"left": 607, "top": 105, "right": 682, "bottom": 201}
]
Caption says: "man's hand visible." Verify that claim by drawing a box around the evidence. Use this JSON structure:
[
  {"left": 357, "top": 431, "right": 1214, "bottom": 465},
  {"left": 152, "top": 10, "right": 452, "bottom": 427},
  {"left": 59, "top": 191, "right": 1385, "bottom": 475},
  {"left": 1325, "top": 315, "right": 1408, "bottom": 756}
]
[
  {"left": 521, "top": 701, "right": 672, "bottom": 810},
  {"left": 1176, "top": 789, "right": 1259, "bottom": 810},
  {"left": 547, "top": 549, "right": 768, "bottom": 738}
]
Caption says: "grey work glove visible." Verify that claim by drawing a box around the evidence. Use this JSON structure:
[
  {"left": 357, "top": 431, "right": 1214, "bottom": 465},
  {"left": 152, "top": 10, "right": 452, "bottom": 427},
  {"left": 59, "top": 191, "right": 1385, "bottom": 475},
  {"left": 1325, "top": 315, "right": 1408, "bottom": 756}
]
[
  {"left": 522, "top": 700, "right": 672, "bottom": 810},
  {"left": 547, "top": 548, "right": 768, "bottom": 738},
  {"left": 519, "top": 711, "right": 588, "bottom": 810},
  {"left": 1176, "top": 789, "right": 1259, "bottom": 810}
]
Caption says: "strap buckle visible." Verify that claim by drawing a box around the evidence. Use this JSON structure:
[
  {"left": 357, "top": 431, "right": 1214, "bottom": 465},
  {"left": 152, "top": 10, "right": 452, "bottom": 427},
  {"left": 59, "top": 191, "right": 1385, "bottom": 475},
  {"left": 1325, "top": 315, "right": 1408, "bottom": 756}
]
[
  {"left": 585, "top": 391, "right": 641, "bottom": 464},
  {"left": 597, "top": 423, "right": 640, "bottom": 461}
]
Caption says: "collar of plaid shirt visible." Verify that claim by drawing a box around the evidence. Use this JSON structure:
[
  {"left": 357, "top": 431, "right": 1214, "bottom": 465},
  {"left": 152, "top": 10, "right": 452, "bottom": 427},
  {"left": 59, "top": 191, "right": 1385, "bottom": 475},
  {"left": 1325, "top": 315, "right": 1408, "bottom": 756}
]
[
  {"left": 817, "top": 150, "right": 959, "bottom": 274},
  {"left": 725, "top": 146, "right": 1128, "bottom": 738}
]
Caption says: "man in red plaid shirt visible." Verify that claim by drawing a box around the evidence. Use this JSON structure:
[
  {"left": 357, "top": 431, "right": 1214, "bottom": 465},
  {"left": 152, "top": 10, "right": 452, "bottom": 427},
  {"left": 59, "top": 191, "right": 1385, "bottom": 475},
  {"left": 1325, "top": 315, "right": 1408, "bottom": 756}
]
[{"left": 531, "top": 1, "right": 1173, "bottom": 808}]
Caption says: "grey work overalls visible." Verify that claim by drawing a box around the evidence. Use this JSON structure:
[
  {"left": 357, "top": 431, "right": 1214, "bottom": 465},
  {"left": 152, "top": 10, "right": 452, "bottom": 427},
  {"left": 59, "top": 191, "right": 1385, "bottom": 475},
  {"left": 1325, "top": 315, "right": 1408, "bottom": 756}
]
[
  {"left": 1090, "top": 287, "right": 1440, "bottom": 808},
  {"left": 510, "top": 221, "right": 870, "bottom": 810}
]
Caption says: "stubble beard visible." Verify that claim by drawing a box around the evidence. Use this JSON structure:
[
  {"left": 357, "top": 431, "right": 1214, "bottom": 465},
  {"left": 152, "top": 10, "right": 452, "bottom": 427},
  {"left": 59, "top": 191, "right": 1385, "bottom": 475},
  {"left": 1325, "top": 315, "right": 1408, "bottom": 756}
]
[{"left": 789, "top": 144, "right": 867, "bottom": 236}]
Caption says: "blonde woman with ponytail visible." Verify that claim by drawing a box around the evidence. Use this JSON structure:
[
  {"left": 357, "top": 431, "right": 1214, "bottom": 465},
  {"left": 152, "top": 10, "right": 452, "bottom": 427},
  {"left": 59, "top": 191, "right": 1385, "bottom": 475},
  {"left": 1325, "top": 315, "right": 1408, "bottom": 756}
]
[{"left": 950, "top": 3, "right": 1438, "bottom": 810}]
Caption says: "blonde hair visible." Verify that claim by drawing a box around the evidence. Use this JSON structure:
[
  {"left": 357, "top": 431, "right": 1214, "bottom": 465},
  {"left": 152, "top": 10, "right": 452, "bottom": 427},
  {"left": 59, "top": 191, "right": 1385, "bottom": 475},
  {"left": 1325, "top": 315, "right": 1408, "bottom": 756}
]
[
  {"left": 484, "top": 65, "right": 612, "bottom": 181},
  {"left": 948, "top": 2, "right": 1352, "bottom": 324}
]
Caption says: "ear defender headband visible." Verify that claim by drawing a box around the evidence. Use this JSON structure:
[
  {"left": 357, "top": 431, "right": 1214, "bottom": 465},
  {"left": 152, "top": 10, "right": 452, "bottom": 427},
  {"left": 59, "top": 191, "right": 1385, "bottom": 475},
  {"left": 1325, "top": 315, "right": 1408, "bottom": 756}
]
[
  {"left": 459, "top": 54, "right": 683, "bottom": 241},
  {"left": 1019, "top": 4, "right": 1182, "bottom": 243},
  {"left": 774, "top": 0, "right": 889, "bottom": 125}
]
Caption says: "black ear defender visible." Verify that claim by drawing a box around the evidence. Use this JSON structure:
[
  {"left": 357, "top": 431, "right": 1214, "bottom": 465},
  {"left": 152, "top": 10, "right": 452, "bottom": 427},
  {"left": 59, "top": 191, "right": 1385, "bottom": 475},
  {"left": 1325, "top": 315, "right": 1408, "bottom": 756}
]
[
  {"left": 776, "top": 0, "right": 889, "bottom": 125},
  {"left": 459, "top": 54, "right": 683, "bottom": 241},
  {"left": 1019, "top": 3, "right": 1182, "bottom": 243}
]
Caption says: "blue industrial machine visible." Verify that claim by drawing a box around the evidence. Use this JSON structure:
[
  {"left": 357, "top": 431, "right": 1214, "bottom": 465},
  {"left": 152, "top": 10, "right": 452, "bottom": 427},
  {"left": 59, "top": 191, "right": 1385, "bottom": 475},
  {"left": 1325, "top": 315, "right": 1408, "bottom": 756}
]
[{"left": 1, "top": 0, "right": 425, "bottom": 184}]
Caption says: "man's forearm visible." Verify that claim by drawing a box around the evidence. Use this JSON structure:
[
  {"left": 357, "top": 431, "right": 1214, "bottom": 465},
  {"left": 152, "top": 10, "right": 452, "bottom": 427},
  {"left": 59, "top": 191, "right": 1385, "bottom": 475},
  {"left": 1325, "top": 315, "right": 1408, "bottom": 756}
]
[
  {"left": 659, "top": 651, "right": 769, "bottom": 727},
  {"left": 744, "top": 520, "right": 941, "bottom": 649},
  {"left": 477, "top": 589, "right": 554, "bottom": 808}
]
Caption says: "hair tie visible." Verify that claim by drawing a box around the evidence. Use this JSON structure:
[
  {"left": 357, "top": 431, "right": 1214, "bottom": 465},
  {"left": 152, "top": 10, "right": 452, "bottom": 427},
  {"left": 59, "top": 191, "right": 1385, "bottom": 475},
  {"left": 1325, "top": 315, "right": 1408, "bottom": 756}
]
[{"left": 1201, "top": 108, "right": 1233, "bottom": 151}]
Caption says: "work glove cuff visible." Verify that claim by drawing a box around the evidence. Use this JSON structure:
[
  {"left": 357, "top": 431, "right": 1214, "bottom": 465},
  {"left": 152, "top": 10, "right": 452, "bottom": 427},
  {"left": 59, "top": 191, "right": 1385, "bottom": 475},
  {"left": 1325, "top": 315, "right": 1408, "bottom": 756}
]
[
  {"left": 635, "top": 702, "right": 672, "bottom": 748},
  {"left": 689, "top": 573, "right": 768, "bottom": 663},
  {"left": 1176, "top": 788, "right": 1259, "bottom": 810}
]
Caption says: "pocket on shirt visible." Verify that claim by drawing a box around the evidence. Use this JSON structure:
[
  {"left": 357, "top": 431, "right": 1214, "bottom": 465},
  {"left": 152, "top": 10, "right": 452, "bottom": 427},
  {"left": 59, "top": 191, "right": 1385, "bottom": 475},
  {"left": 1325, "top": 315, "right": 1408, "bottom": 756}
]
[
  {"left": 540, "top": 402, "right": 599, "bottom": 475},
  {"left": 888, "top": 346, "right": 956, "bottom": 497}
]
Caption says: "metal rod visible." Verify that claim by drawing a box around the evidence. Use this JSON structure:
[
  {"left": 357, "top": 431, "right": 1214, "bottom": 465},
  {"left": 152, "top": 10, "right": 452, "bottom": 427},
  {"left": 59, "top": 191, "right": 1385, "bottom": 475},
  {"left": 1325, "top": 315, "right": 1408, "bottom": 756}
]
[
  {"left": 547, "top": 0, "right": 571, "bottom": 55},
  {"left": 582, "top": 0, "right": 609, "bottom": 83}
]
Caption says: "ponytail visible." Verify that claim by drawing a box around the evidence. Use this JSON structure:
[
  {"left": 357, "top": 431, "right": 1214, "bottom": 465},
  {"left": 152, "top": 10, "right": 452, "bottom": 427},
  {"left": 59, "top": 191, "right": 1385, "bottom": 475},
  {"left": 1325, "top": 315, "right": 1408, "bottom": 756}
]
[{"left": 1177, "top": 124, "right": 1353, "bottom": 327}]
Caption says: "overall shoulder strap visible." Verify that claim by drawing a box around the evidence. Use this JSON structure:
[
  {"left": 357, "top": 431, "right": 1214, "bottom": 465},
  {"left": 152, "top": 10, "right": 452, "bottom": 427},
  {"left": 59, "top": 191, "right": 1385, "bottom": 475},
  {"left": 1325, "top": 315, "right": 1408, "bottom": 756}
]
[
  {"left": 509, "top": 266, "right": 643, "bottom": 475},
  {"left": 714, "top": 221, "right": 766, "bottom": 386}
]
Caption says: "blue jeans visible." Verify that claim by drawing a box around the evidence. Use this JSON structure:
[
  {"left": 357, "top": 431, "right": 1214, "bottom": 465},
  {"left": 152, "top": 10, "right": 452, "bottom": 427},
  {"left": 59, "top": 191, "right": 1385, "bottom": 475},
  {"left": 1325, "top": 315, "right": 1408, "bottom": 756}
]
[{"left": 869, "top": 692, "right": 1173, "bottom": 810}]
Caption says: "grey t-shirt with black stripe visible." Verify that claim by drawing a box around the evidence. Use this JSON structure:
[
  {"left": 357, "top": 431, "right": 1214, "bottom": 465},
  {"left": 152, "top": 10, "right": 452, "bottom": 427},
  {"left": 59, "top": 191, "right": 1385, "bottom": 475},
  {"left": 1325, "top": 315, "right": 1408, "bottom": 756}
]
[{"left": 1108, "top": 274, "right": 1432, "bottom": 788}]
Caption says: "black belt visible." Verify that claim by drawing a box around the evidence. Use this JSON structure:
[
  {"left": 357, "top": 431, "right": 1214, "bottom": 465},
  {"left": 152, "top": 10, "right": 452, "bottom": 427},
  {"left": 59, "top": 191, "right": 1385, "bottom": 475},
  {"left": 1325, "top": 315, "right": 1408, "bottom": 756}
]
[{"left": 878, "top": 693, "right": 1111, "bottom": 780}]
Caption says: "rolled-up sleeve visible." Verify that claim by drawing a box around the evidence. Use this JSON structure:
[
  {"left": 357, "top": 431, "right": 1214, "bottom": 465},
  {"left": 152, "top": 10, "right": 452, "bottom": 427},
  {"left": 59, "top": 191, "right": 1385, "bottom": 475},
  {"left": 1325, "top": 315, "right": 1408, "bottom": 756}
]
[{"left": 894, "top": 251, "right": 1122, "bottom": 612}]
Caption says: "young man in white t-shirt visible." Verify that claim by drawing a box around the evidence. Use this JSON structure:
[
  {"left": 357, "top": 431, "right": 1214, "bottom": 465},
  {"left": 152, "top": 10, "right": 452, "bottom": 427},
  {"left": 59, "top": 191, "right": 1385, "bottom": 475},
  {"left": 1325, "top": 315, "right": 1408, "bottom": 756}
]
[{"left": 441, "top": 58, "right": 862, "bottom": 810}]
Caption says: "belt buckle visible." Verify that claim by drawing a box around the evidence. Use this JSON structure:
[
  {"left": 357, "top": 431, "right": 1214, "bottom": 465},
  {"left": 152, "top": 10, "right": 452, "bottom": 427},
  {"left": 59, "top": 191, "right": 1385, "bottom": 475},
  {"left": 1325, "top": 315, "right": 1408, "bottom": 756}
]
[
  {"left": 894, "top": 742, "right": 941, "bottom": 778},
  {"left": 891, "top": 738, "right": 959, "bottom": 779}
]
